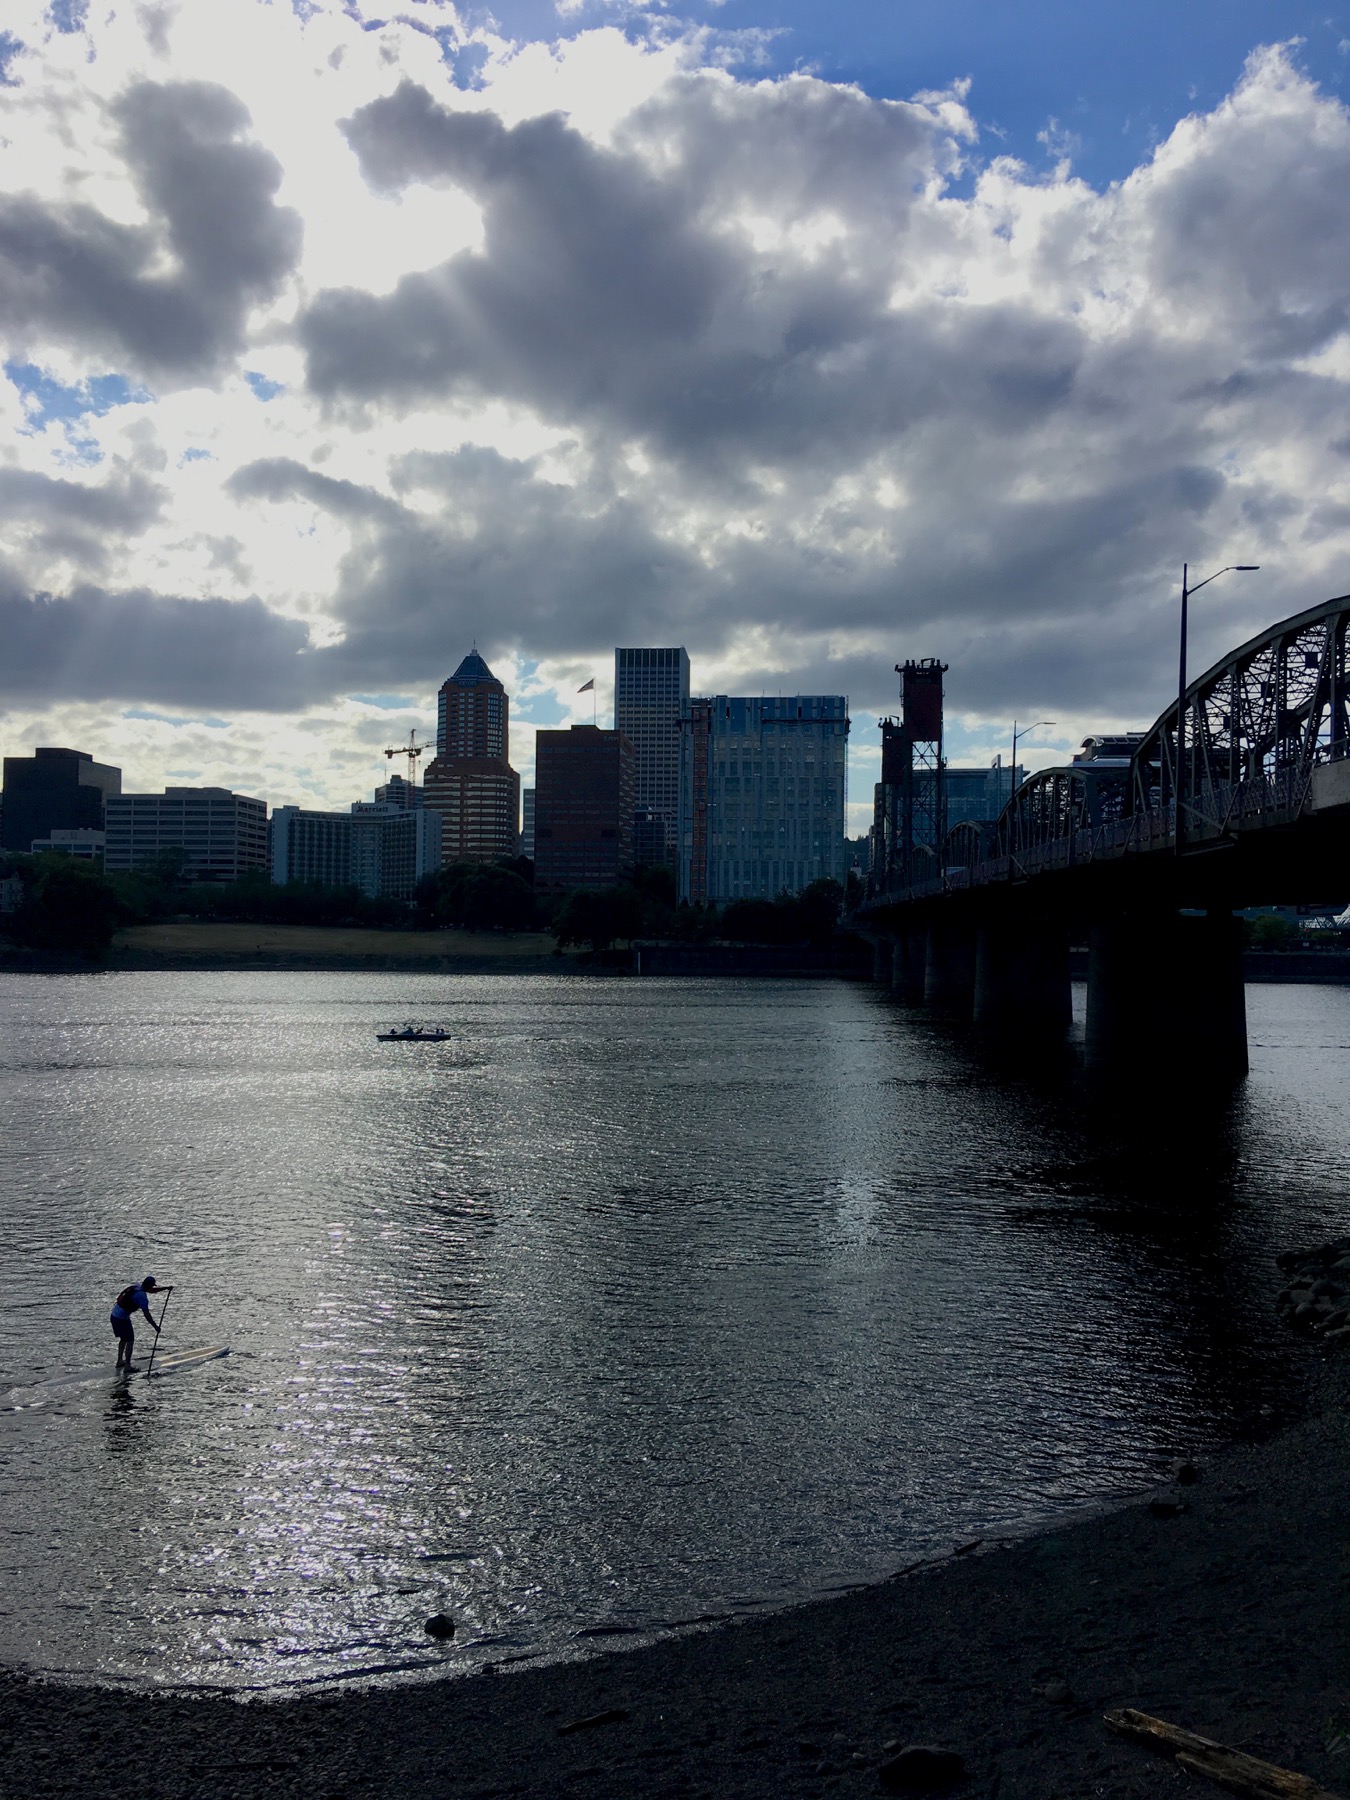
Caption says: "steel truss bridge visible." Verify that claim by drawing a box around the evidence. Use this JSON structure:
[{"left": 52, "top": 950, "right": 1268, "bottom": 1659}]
[{"left": 860, "top": 593, "right": 1350, "bottom": 1075}]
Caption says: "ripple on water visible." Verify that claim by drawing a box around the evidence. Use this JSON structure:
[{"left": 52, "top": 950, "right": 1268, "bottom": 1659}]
[{"left": 0, "top": 971, "right": 1345, "bottom": 1690}]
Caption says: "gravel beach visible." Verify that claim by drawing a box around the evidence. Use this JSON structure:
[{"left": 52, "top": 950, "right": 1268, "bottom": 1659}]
[{"left": 5, "top": 1351, "right": 1348, "bottom": 1800}]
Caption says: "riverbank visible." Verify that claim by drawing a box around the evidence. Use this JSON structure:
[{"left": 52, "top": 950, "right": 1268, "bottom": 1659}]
[
  {"left": 6, "top": 1350, "right": 1348, "bottom": 1799},
  {"left": 0, "top": 921, "right": 577, "bottom": 974}
]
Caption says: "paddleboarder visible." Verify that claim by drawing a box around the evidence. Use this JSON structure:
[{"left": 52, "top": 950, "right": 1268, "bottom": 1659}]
[{"left": 110, "top": 1277, "right": 171, "bottom": 1370}]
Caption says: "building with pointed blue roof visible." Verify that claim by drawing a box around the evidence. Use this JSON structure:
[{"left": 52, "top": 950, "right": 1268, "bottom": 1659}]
[{"left": 424, "top": 651, "right": 521, "bottom": 864}]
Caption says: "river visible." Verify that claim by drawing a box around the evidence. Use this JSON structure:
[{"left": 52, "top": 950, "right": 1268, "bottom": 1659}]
[{"left": 0, "top": 971, "right": 1345, "bottom": 1692}]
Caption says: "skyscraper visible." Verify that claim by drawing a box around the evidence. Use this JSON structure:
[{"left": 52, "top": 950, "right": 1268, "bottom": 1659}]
[
  {"left": 422, "top": 651, "right": 520, "bottom": 863},
  {"left": 437, "top": 651, "right": 508, "bottom": 760},
  {"left": 534, "top": 726, "right": 636, "bottom": 893},
  {"left": 614, "top": 647, "right": 689, "bottom": 867},
  {"left": 678, "top": 696, "right": 849, "bottom": 904}
]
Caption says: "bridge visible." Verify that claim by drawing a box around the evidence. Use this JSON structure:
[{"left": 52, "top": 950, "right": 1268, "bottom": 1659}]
[{"left": 858, "top": 592, "right": 1350, "bottom": 1076}]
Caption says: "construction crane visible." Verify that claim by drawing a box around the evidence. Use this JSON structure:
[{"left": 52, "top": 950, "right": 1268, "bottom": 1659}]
[{"left": 383, "top": 728, "right": 427, "bottom": 787}]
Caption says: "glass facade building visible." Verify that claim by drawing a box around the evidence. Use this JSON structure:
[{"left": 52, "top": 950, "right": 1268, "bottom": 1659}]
[
  {"left": 614, "top": 647, "right": 689, "bottom": 867},
  {"left": 678, "top": 695, "right": 849, "bottom": 904}
]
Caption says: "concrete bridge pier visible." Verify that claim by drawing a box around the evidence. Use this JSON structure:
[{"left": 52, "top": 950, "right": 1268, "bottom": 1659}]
[
  {"left": 891, "top": 929, "right": 927, "bottom": 999},
  {"left": 1176, "top": 909, "right": 1248, "bottom": 1080},
  {"left": 925, "top": 919, "right": 977, "bottom": 1011},
  {"left": 871, "top": 935, "right": 893, "bottom": 985},
  {"left": 973, "top": 916, "right": 1071, "bottom": 1035},
  {"left": 1085, "top": 909, "right": 1247, "bottom": 1079}
]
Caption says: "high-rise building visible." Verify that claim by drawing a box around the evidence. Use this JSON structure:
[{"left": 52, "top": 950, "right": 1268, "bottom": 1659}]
[
  {"left": 436, "top": 651, "right": 507, "bottom": 759},
  {"left": 534, "top": 726, "right": 636, "bottom": 893},
  {"left": 520, "top": 788, "right": 535, "bottom": 860},
  {"left": 104, "top": 788, "right": 267, "bottom": 882},
  {"left": 614, "top": 646, "right": 689, "bottom": 867},
  {"left": 269, "top": 808, "right": 350, "bottom": 887},
  {"left": 678, "top": 696, "right": 849, "bottom": 904},
  {"left": 350, "top": 805, "right": 443, "bottom": 900},
  {"left": 945, "top": 765, "right": 1024, "bottom": 827},
  {"left": 270, "top": 803, "right": 441, "bottom": 899},
  {"left": 423, "top": 651, "right": 520, "bottom": 863},
  {"left": 1, "top": 747, "right": 121, "bottom": 853},
  {"left": 372, "top": 773, "right": 421, "bottom": 811}
]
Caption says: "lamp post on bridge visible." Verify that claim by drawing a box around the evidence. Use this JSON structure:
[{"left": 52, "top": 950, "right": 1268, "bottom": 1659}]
[
  {"left": 1009, "top": 720, "right": 1056, "bottom": 810},
  {"left": 1175, "top": 563, "right": 1259, "bottom": 855}
]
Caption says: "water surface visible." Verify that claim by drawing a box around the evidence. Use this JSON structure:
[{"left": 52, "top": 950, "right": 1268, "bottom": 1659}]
[{"left": 0, "top": 972, "right": 1344, "bottom": 1691}]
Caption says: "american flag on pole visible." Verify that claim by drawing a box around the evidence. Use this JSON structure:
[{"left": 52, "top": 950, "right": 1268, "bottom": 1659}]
[{"left": 577, "top": 678, "right": 594, "bottom": 693}]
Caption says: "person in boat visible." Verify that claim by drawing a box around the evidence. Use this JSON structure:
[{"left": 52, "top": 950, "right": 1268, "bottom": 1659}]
[{"left": 110, "top": 1276, "right": 170, "bottom": 1369}]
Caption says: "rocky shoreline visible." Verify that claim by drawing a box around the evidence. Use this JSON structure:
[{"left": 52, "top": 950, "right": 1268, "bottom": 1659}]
[{"left": 5, "top": 1268, "right": 1349, "bottom": 1799}]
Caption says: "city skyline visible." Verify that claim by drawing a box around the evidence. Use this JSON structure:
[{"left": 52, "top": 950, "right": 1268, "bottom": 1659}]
[{"left": 7, "top": 1, "right": 1348, "bottom": 836}]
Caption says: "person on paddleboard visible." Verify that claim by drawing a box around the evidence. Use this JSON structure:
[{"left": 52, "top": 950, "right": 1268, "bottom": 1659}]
[{"left": 110, "top": 1277, "right": 170, "bottom": 1370}]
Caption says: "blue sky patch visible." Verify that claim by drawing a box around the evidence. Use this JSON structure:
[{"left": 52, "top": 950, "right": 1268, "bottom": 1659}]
[
  {"left": 179, "top": 447, "right": 213, "bottom": 465},
  {"left": 475, "top": 0, "right": 1348, "bottom": 190},
  {"left": 124, "top": 709, "right": 230, "bottom": 730},
  {"left": 244, "top": 370, "right": 285, "bottom": 401},
  {"left": 0, "top": 31, "right": 25, "bottom": 84},
  {"left": 7, "top": 362, "right": 152, "bottom": 431},
  {"left": 46, "top": 0, "right": 88, "bottom": 34}
]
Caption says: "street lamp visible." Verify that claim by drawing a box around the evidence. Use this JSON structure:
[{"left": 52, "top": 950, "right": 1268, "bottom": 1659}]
[
  {"left": 1175, "top": 562, "right": 1259, "bottom": 854},
  {"left": 1009, "top": 719, "right": 1056, "bottom": 808}
]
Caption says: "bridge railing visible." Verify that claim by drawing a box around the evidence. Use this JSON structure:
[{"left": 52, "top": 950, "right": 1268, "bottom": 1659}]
[{"left": 869, "top": 763, "right": 1328, "bottom": 909}]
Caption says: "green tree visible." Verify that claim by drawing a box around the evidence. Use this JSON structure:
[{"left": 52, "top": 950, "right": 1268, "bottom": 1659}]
[
  {"left": 553, "top": 886, "right": 645, "bottom": 951},
  {"left": 9, "top": 853, "right": 124, "bottom": 959},
  {"left": 796, "top": 876, "right": 844, "bottom": 945},
  {"left": 720, "top": 897, "right": 787, "bottom": 944},
  {"left": 415, "top": 860, "right": 539, "bottom": 931},
  {"left": 1246, "top": 912, "right": 1299, "bottom": 950}
]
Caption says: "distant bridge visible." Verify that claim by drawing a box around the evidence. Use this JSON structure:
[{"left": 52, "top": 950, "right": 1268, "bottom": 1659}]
[{"left": 859, "top": 593, "right": 1350, "bottom": 1076}]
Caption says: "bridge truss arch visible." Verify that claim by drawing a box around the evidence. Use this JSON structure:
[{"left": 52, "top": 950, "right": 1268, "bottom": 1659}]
[{"left": 934, "top": 591, "right": 1350, "bottom": 892}]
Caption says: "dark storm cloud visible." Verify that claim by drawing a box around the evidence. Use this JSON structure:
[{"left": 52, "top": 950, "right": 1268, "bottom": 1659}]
[
  {"left": 305, "top": 83, "right": 736, "bottom": 423},
  {"left": 225, "top": 456, "right": 401, "bottom": 523},
  {"left": 300, "top": 78, "right": 1005, "bottom": 478},
  {"left": 0, "top": 466, "right": 165, "bottom": 532},
  {"left": 0, "top": 466, "right": 167, "bottom": 576},
  {"left": 230, "top": 445, "right": 712, "bottom": 683},
  {"left": 220, "top": 437, "right": 1224, "bottom": 728},
  {"left": 0, "top": 81, "right": 300, "bottom": 382},
  {"left": 0, "top": 583, "right": 316, "bottom": 709}
]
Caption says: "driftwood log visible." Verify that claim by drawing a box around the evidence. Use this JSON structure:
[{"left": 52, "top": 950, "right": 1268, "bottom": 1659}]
[{"left": 1104, "top": 1707, "right": 1344, "bottom": 1800}]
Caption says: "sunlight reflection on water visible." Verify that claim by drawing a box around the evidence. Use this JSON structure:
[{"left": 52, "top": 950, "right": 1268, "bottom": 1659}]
[{"left": 0, "top": 971, "right": 1346, "bottom": 1690}]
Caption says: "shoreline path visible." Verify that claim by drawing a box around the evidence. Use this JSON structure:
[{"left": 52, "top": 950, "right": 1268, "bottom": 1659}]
[{"left": 5, "top": 1362, "right": 1348, "bottom": 1799}]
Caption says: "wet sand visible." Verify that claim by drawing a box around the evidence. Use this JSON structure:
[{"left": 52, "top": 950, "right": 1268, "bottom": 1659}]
[{"left": 6, "top": 1356, "right": 1348, "bottom": 1799}]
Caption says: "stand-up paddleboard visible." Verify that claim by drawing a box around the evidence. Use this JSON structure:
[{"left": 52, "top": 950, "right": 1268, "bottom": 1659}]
[
  {"left": 2, "top": 1345, "right": 229, "bottom": 1412},
  {"left": 143, "top": 1345, "right": 230, "bottom": 1380}
]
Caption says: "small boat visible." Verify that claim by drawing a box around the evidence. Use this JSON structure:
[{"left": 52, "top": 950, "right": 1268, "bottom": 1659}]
[{"left": 377, "top": 1023, "right": 452, "bottom": 1042}]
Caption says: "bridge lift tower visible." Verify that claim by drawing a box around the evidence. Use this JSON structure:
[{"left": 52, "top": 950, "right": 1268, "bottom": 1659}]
[{"left": 873, "top": 659, "right": 947, "bottom": 891}]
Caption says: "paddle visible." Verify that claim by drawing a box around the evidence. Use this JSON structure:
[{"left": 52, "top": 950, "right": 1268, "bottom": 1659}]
[{"left": 145, "top": 1288, "right": 172, "bottom": 1377}]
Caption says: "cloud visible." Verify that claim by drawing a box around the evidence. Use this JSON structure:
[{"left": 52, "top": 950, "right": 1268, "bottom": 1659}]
[
  {"left": 2, "top": 11, "right": 1350, "bottom": 818},
  {"left": 0, "top": 80, "right": 300, "bottom": 383},
  {"left": 0, "top": 464, "right": 167, "bottom": 577},
  {"left": 0, "top": 582, "right": 315, "bottom": 709}
]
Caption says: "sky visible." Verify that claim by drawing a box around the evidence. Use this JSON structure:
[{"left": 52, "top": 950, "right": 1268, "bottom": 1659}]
[{"left": 2, "top": 0, "right": 1349, "bottom": 833}]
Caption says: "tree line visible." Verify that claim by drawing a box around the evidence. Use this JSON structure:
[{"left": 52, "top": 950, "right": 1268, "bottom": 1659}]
[{"left": 1, "top": 845, "right": 849, "bottom": 960}]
